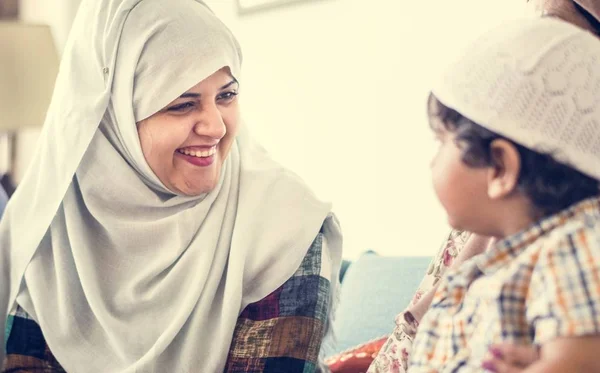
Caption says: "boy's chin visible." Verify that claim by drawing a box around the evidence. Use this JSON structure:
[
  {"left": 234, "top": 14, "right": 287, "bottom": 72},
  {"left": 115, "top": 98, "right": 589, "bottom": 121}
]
[
  {"left": 446, "top": 216, "right": 467, "bottom": 231},
  {"left": 448, "top": 217, "right": 498, "bottom": 238},
  {"left": 447, "top": 217, "right": 479, "bottom": 235}
]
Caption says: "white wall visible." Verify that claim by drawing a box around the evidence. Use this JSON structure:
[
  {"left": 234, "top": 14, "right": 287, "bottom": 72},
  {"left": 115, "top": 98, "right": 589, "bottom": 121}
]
[
  {"left": 13, "top": 0, "right": 538, "bottom": 259},
  {"left": 205, "top": 0, "right": 537, "bottom": 258}
]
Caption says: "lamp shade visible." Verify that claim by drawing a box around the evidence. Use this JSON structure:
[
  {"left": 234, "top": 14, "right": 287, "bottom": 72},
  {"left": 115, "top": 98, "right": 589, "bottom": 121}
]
[{"left": 0, "top": 22, "right": 59, "bottom": 131}]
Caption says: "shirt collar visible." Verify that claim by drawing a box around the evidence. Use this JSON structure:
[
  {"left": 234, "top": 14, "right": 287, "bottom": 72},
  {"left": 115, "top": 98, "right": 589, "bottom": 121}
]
[{"left": 475, "top": 196, "right": 600, "bottom": 275}]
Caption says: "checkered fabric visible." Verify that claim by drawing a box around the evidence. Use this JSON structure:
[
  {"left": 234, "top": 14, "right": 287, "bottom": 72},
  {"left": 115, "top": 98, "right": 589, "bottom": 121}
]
[
  {"left": 2, "top": 232, "right": 332, "bottom": 373},
  {"left": 224, "top": 232, "right": 332, "bottom": 372},
  {"left": 409, "top": 197, "right": 600, "bottom": 372}
]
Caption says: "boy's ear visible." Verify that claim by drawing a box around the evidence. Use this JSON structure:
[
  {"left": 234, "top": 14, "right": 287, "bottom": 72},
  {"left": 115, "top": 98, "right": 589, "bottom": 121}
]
[{"left": 487, "top": 139, "right": 521, "bottom": 200}]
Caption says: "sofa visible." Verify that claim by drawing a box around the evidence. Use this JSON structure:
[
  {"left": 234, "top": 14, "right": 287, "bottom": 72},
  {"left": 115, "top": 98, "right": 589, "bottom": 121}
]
[{"left": 323, "top": 251, "right": 432, "bottom": 371}]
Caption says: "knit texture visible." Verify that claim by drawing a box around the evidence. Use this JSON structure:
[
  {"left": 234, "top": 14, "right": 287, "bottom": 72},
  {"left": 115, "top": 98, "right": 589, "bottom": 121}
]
[{"left": 432, "top": 18, "right": 600, "bottom": 181}]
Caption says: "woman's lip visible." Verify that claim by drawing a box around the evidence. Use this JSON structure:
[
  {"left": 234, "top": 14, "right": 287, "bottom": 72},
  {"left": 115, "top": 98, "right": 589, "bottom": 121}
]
[
  {"left": 176, "top": 151, "right": 215, "bottom": 167},
  {"left": 176, "top": 146, "right": 217, "bottom": 157},
  {"left": 178, "top": 144, "right": 218, "bottom": 152}
]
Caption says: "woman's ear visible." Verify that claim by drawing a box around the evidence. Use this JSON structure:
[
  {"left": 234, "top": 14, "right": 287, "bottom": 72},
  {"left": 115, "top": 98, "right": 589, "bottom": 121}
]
[{"left": 486, "top": 139, "right": 521, "bottom": 200}]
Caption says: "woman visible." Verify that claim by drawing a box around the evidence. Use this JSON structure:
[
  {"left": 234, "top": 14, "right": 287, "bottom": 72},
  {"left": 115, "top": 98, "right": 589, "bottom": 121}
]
[
  {"left": 0, "top": 0, "right": 342, "bottom": 372},
  {"left": 367, "top": 1, "right": 600, "bottom": 372}
]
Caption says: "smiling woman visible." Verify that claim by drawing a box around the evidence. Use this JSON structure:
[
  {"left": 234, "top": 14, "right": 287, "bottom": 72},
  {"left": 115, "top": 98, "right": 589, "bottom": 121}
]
[
  {"left": 0, "top": 0, "right": 342, "bottom": 372},
  {"left": 137, "top": 68, "right": 240, "bottom": 196}
]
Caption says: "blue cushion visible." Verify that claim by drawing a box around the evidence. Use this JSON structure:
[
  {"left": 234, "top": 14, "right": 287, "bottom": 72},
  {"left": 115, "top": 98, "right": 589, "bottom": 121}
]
[
  {"left": 0, "top": 185, "right": 7, "bottom": 219},
  {"left": 339, "top": 259, "right": 352, "bottom": 282},
  {"left": 325, "top": 252, "right": 431, "bottom": 356},
  {"left": 1, "top": 185, "right": 8, "bottom": 344}
]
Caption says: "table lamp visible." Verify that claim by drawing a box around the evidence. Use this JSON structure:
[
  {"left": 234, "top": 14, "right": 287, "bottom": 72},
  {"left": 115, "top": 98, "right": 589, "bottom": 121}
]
[{"left": 0, "top": 22, "right": 59, "bottom": 194}]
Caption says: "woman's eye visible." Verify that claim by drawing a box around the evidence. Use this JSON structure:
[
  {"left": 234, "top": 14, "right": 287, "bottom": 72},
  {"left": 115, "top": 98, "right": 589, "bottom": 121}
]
[
  {"left": 217, "top": 91, "right": 238, "bottom": 101},
  {"left": 167, "top": 102, "right": 196, "bottom": 113}
]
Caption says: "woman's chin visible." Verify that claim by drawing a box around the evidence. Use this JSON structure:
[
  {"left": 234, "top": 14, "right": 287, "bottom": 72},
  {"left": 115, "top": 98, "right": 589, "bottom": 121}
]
[{"left": 182, "top": 178, "right": 219, "bottom": 196}]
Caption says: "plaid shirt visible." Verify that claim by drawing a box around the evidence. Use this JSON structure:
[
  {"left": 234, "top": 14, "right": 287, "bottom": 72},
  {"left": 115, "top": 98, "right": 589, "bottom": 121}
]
[
  {"left": 3, "top": 230, "right": 333, "bottom": 373},
  {"left": 409, "top": 197, "right": 600, "bottom": 373}
]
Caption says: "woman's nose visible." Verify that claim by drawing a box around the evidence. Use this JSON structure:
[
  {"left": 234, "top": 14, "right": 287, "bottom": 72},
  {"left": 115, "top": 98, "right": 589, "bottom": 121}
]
[{"left": 193, "top": 103, "right": 226, "bottom": 139}]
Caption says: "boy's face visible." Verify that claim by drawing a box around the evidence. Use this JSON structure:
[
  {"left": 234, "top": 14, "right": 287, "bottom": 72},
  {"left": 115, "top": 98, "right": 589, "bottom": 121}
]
[{"left": 430, "top": 128, "right": 493, "bottom": 233}]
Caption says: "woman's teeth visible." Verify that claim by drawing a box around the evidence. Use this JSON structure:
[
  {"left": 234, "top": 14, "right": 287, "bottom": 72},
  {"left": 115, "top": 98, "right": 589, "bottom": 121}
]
[{"left": 178, "top": 147, "right": 216, "bottom": 158}]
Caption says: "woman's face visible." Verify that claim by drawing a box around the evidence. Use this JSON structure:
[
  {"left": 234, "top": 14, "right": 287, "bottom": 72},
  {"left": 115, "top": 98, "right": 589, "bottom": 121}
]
[{"left": 137, "top": 67, "right": 240, "bottom": 196}]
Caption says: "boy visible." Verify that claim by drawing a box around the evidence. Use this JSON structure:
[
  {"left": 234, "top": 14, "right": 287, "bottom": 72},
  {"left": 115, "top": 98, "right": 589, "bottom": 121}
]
[{"left": 409, "top": 17, "right": 600, "bottom": 372}]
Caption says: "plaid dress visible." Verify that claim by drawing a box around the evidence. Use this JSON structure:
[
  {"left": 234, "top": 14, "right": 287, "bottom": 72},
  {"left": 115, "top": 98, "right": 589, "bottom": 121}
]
[
  {"left": 409, "top": 197, "right": 600, "bottom": 372},
  {"left": 3, "top": 231, "right": 334, "bottom": 373}
]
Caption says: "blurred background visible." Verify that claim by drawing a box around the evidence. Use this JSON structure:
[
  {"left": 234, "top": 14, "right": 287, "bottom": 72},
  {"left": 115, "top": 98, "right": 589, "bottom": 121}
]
[{"left": 0, "top": 0, "right": 538, "bottom": 259}]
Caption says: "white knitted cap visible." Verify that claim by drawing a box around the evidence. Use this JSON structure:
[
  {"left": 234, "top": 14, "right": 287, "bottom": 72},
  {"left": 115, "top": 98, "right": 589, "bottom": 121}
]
[{"left": 431, "top": 18, "right": 600, "bottom": 181}]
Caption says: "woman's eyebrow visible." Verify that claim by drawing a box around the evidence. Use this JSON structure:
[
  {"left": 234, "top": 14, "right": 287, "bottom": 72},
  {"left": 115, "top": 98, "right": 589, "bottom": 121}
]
[
  {"left": 221, "top": 79, "right": 238, "bottom": 89},
  {"left": 178, "top": 79, "right": 238, "bottom": 99},
  {"left": 179, "top": 92, "right": 201, "bottom": 98}
]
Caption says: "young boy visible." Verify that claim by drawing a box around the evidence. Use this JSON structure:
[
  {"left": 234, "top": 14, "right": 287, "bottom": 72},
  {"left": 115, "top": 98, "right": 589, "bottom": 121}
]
[{"left": 409, "top": 17, "right": 600, "bottom": 372}]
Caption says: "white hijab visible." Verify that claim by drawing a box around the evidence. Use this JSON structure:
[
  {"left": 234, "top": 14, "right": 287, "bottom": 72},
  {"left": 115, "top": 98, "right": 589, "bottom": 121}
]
[{"left": 0, "top": 0, "right": 342, "bottom": 371}]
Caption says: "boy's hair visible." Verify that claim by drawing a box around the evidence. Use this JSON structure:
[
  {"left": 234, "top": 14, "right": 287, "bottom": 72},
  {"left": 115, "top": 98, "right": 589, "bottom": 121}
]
[
  {"left": 525, "top": 0, "right": 600, "bottom": 35},
  {"left": 573, "top": 1, "right": 600, "bottom": 35},
  {"left": 427, "top": 93, "right": 600, "bottom": 218}
]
